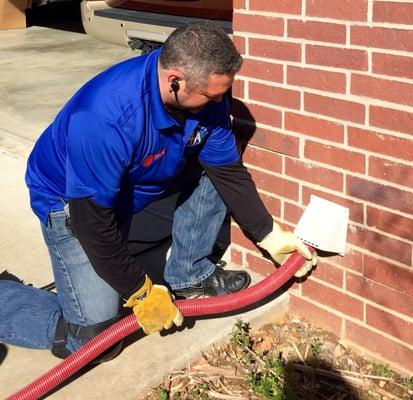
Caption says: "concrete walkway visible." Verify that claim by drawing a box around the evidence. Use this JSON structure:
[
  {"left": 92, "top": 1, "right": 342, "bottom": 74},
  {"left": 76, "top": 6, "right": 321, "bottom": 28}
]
[{"left": 0, "top": 16, "right": 289, "bottom": 400}]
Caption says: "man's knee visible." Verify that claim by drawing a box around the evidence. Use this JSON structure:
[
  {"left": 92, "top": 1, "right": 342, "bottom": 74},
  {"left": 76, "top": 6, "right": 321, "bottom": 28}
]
[{"left": 51, "top": 315, "right": 122, "bottom": 362}]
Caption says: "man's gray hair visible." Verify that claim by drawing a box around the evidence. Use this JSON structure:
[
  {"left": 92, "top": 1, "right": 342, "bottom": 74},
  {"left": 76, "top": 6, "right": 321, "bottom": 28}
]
[{"left": 159, "top": 21, "right": 243, "bottom": 89}]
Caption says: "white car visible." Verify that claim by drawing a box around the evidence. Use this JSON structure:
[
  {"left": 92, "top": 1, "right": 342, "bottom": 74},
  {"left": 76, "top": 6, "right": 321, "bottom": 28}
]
[{"left": 81, "top": 0, "right": 233, "bottom": 52}]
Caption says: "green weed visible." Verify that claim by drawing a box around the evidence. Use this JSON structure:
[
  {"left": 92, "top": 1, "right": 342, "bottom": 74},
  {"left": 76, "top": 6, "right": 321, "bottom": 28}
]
[
  {"left": 231, "top": 320, "right": 299, "bottom": 399},
  {"left": 310, "top": 338, "right": 322, "bottom": 357},
  {"left": 401, "top": 376, "right": 413, "bottom": 389},
  {"left": 158, "top": 389, "right": 168, "bottom": 400},
  {"left": 230, "top": 319, "right": 252, "bottom": 349},
  {"left": 373, "top": 363, "right": 394, "bottom": 378}
]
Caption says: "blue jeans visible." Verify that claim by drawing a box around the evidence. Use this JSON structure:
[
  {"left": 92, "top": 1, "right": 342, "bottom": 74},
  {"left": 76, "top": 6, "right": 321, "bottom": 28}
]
[
  {"left": 0, "top": 174, "right": 225, "bottom": 351},
  {"left": 164, "top": 174, "right": 227, "bottom": 289},
  {"left": 0, "top": 210, "right": 120, "bottom": 352}
]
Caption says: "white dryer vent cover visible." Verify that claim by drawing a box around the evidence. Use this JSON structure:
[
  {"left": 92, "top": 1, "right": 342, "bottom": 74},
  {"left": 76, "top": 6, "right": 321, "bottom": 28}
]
[{"left": 294, "top": 195, "right": 349, "bottom": 256}]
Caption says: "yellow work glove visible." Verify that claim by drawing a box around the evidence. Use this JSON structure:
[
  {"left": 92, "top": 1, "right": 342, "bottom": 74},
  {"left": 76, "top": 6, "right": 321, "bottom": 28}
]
[
  {"left": 258, "top": 222, "right": 317, "bottom": 278},
  {"left": 124, "top": 275, "right": 183, "bottom": 334}
]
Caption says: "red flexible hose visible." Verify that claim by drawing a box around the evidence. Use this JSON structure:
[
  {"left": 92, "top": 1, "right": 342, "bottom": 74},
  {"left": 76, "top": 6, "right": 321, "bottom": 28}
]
[{"left": 7, "top": 251, "right": 307, "bottom": 400}]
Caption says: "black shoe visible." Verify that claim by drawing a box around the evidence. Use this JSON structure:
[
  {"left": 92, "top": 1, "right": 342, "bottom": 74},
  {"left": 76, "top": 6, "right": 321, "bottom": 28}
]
[
  {"left": 215, "top": 259, "right": 227, "bottom": 269},
  {"left": 174, "top": 268, "right": 251, "bottom": 299},
  {"left": 0, "top": 269, "right": 55, "bottom": 291},
  {"left": 0, "top": 270, "right": 24, "bottom": 284}
]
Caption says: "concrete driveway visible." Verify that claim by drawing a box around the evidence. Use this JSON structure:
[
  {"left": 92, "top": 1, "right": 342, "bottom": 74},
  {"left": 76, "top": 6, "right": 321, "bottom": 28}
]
[{"left": 0, "top": 10, "right": 288, "bottom": 399}]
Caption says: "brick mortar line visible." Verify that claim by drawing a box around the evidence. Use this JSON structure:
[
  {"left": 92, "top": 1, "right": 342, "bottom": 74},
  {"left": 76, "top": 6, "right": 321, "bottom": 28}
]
[
  {"left": 246, "top": 155, "right": 413, "bottom": 198},
  {"left": 346, "top": 23, "right": 351, "bottom": 47},
  {"left": 314, "top": 257, "right": 364, "bottom": 277},
  {"left": 247, "top": 168, "right": 413, "bottom": 227},
  {"left": 244, "top": 78, "right": 413, "bottom": 113},
  {"left": 236, "top": 96, "right": 413, "bottom": 140},
  {"left": 363, "top": 203, "right": 368, "bottom": 227},
  {"left": 365, "top": 203, "right": 413, "bottom": 223},
  {"left": 301, "top": 159, "right": 413, "bottom": 193},
  {"left": 367, "top": 50, "right": 373, "bottom": 74},
  {"left": 301, "top": 0, "right": 306, "bottom": 18},
  {"left": 249, "top": 146, "right": 413, "bottom": 187},
  {"left": 234, "top": 10, "right": 413, "bottom": 30},
  {"left": 345, "top": 71, "right": 351, "bottom": 95},
  {"left": 374, "top": 0, "right": 413, "bottom": 2},
  {"left": 235, "top": 115, "right": 413, "bottom": 162},
  {"left": 231, "top": 242, "right": 261, "bottom": 258},
  {"left": 365, "top": 101, "right": 370, "bottom": 126},
  {"left": 237, "top": 242, "right": 412, "bottom": 283},
  {"left": 342, "top": 317, "right": 413, "bottom": 351},
  {"left": 238, "top": 53, "right": 413, "bottom": 77},
  {"left": 237, "top": 241, "right": 413, "bottom": 286},
  {"left": 255, "top": 186, "right": 302, "bottom": 206},
  {"left": 339, "top": 338, "right": 413, "bottom": 376},
  {"left": 253, "top": 182, "right": 299, "bottom": 203},
  {"left": 234, "top": 247, "right": 412, "bottom": 298},
  {"left": 347, "top": 241, "right": 413, "bottom": 270},
  {"left": 293, "top": 294, "right": 413, "bottom": 350},
  {"left": 349, "top": 220, "right": 413, "bottom": 247},
  {"left": 368, "top": 0, "right": 374, "bottom": 24},
  {"left": 311, "top": 275, "right": 413, "bottom": 323},
  {"left": 298, "top": 125, "right": 305, "bottom": 158},
  {"left": 236, "top": 33, "right": 413, "bottom": 58},
  {"left": 356, "top": 96, "right": 413, "bottom": 113},
  {"left": 344, "top": 125, "right": 349, "bottom": 147},
  {"left": 301, "top": 42, "right": 305, "bottom": 66},
  {"left": 242, "top": 76, "right": 413, "bottom": 110},
  {"left": 240, "top": 58, "right": 413, "bottom": 85}
]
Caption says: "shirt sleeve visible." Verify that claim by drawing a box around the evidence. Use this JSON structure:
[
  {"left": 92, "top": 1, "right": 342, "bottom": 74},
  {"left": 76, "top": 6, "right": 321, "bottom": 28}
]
[
  {"left": 69, "top": 197, "right": 145, "bottom": 297},
  {"left": 200, "top": 159, "right": 273, "bottom": 242},
  {"left": 65, "top": 110, "right": 134, "bottom": 207}
]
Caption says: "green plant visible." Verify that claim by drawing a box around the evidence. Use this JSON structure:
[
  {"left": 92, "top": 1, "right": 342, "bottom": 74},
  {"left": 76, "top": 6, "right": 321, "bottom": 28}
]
[
  {"left": 230, "top": 320, "right": 299, "bottom": 399},
  {"left": 401, "top": 376, "right": 413, "bottom": 389},
  {"left": 248, "top": 357, "right": 298, "bottom": 400},
  {"left": 373, "top": 363, "right": 394, "bottom": 378},
  {"left": 190, "top": 389, "right": 209, "bottom": 399},
  {"left": 310, "top": 338, "right": 322, "bottom": 358},
  {"left": 230, "top": 319, "right": 252, "bottom": 349},
  {"left": 158, "top": 389, "right": 168, "bottom": 400}
]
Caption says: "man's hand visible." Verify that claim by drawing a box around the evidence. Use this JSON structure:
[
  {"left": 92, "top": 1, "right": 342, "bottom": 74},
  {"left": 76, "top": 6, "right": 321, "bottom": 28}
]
[
  {"left": 124, "top": 275, "right": 183, "bottom": 334},
  {"left": 258, "top": 222, "right": 317, "bottom": 278}
]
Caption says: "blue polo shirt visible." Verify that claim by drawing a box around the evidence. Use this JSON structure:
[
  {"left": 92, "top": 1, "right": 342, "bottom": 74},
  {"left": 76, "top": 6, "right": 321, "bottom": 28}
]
[{"left": 25, "top": 49, "right": 240, "bottom": 225}]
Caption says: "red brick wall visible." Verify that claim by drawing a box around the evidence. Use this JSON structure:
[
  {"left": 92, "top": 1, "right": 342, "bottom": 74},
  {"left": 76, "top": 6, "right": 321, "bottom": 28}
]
[{"left": 231, "top": 0, "right": 413, "bottom": 374}]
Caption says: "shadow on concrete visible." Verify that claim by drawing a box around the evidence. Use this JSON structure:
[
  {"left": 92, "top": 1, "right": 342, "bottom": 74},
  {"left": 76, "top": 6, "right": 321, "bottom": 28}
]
[
  {"left": 26, "top": 2, "right": 85, "bottom": 33},
  {"left": 0, "top": 344, "right": 8, "bottom": 365},
  {"left": 38, "top": 362, "right": 97, "bottom": 399}
]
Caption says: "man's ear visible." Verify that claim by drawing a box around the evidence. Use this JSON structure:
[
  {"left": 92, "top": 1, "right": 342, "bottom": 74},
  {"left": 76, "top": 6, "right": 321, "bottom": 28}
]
[
  {"left": 166, "top": 70, "right": 184, "bottom": 91},
  {"left": 170, "top": 80, "right": 180, "bottom": 93}
]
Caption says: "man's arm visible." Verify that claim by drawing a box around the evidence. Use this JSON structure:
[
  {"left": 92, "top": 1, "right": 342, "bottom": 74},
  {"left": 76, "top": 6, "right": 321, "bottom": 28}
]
[
  {"left": 200, "top": 159, "right": 273, "bottom": 242},
  {"left": 201, "top": 159, "right": 315, "bottom": 277},
  {"left": 69, "top": 197, "right": 145, "bottom": 298}
]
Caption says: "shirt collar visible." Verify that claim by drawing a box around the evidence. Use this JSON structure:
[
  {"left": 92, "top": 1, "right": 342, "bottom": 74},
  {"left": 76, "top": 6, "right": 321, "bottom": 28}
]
[{"left": 148, "top": 49, "right": 178, "bottom": 130}]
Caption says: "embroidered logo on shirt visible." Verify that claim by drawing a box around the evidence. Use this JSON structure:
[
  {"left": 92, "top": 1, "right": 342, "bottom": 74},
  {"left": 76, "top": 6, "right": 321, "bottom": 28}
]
[
  {"left": 187, "top": 126, "right": 209, "bottom": 147},
  {"left": 142, "top": 148, "right": 166, "bottom": 167}
]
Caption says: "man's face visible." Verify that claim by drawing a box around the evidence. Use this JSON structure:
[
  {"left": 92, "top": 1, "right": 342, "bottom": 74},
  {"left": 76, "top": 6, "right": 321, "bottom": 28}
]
[{"left": 175, "top": 74, "right": 234, "bottom": 114}]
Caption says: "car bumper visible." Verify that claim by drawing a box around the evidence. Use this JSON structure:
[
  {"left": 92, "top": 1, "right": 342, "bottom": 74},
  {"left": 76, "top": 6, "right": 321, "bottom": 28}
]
[{"left": 81, "top": 0, "right": 232, "bottom": 48}]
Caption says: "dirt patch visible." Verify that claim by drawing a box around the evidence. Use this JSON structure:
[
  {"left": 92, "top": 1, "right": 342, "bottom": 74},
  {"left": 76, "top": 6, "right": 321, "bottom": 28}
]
[{"left": 142, "top": 315, "right": 413, "bottom": 399}]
